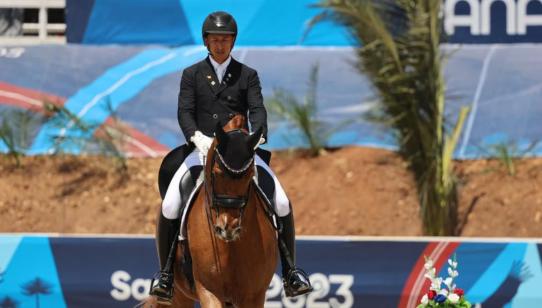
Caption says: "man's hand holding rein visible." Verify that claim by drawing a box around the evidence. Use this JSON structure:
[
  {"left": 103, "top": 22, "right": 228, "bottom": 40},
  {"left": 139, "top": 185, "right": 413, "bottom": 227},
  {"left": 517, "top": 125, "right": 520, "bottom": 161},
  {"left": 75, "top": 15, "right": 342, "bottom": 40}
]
[{"left": 191, "top": 131, "right": 213, "bottom": 155}]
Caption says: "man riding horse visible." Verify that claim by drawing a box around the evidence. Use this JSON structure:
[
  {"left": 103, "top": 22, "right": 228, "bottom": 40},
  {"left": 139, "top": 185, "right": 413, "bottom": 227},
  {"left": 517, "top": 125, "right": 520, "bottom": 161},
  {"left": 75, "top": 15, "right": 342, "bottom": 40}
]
[{"left": 149, "top": 11, "right": 313, "bottom": 304}]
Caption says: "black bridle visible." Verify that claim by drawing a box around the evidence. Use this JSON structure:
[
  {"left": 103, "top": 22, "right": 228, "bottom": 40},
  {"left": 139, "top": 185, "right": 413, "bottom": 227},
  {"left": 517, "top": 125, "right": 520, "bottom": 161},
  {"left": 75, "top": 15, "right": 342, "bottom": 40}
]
[{"left": 204, "top": 137, "right": 254, "bottom": 231}]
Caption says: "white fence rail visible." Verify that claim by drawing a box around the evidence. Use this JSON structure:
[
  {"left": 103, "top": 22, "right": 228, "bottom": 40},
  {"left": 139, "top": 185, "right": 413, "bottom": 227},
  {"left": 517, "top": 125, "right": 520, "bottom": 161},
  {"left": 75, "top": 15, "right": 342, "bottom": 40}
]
[{"left": 0, "top": 0, "right": 66, "bottom": 45}]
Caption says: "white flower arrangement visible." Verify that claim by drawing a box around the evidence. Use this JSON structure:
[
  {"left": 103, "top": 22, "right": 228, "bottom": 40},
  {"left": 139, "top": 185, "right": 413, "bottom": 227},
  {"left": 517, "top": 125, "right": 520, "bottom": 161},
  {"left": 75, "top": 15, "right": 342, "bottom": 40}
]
[{"left": 417, "top": 255, "right": 471, "bottom": 308}]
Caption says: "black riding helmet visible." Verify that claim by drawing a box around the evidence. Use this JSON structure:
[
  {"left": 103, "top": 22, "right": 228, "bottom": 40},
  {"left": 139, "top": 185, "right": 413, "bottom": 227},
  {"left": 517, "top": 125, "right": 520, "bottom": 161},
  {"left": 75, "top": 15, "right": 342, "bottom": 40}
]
[{"left": 202, "top": 11, "right": 238, "bottom": 41}]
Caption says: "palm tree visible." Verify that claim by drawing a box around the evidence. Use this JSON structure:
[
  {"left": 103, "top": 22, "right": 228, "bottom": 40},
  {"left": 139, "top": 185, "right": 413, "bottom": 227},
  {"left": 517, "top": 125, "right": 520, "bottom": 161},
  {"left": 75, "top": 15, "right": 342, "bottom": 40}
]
[
  {"left": 21, "top": 277, "right": 52, "bottom": 308},
  {"left": 0, "top": 296, "right": 19, "bottom": 308},
  {"left": 313, "top": 0, "right": 469, "bottom": 235}
]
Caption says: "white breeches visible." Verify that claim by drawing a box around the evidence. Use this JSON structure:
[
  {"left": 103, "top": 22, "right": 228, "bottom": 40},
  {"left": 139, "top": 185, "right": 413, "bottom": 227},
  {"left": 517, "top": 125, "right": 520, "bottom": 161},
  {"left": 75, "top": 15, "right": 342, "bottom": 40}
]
[{"left": 161, "top": 149, "right": 291, "bottom": 219}]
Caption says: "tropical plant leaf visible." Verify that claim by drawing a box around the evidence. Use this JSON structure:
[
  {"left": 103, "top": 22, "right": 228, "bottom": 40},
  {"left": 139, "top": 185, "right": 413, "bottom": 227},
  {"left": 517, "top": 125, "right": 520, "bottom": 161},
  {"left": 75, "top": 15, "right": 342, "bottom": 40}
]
[
  {"left": 313, "top": 0, "right": 469, "bottom": 235},
  {"left": 0, "top": 109, "right": 44, "bottom": 166},
  {"left": 268, "top": 63, "right": 353, "bottom": 156}
]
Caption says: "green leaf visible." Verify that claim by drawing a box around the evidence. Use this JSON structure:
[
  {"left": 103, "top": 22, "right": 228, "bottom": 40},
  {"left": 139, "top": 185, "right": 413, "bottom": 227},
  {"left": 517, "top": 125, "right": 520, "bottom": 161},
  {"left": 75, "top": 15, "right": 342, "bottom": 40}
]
[{"left": 310, "top": 0, "right": 467, "bottom": 235}]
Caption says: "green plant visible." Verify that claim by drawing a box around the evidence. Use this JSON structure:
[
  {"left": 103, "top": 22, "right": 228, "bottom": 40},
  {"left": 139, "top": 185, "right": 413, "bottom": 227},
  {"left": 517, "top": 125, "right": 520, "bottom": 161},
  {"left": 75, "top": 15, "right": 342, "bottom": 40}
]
[
  {"left": 44, "top": 98, "right": 128, "bottom": 172},
  {"left": 0, "top": 109, "right": 44, "bottom": 166},
  {"left": 487, "top": 140, "right": 538, "bottom": 176},
  {"left": 313, "top": 0, "right": 469, "bottom": 235},
  {"left": 94, "top": 114, "right": 129, "bottom": 172},
  {"left": 268, "top": 63, "right": 350, "bottom": 157}
]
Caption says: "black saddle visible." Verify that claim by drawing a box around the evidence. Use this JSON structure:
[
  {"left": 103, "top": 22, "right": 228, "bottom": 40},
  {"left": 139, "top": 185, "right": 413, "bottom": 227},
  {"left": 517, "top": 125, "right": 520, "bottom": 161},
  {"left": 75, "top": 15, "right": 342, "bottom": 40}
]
[
  {"left": 158, "top": 144, "right": 273, "bottom": 204},
  {"left": 158, "top": 144, "right": 194, "bottom": 200}
]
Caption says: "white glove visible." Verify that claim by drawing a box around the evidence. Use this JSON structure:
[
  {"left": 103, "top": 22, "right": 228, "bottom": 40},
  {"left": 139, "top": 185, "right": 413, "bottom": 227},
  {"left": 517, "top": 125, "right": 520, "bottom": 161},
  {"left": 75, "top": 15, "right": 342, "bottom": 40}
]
[
  {"left": 254, "top": 137, "right": 266, "bottom": 150},
  {"left": 190, "top": 131, "right": 213, "bottom": 155}
]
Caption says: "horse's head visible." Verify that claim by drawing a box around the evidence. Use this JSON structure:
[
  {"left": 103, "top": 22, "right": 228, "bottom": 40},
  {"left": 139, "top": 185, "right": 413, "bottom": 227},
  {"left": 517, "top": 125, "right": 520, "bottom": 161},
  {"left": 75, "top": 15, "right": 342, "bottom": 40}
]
[{"left": 205, "top": 115, "right": 263, "bottom": 242}]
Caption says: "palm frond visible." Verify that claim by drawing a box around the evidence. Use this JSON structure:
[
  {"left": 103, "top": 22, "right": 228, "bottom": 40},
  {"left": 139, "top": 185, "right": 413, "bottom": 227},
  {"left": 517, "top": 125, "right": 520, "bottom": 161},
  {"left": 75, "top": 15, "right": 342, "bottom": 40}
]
[
  {"left": 268, "top": 63, "right": 352, "bottom": 156},
  {"left": 0, "top": 109, "right": 44, "bottom": 166},
  {"left": 314, "top": 0, "right": 469, "bottom": 235}
]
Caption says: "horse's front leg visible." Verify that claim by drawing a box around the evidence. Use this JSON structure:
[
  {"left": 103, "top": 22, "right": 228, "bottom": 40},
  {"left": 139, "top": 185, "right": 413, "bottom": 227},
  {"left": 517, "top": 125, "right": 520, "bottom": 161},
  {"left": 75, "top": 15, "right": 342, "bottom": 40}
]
[{"left": 195, "top": 282, "right": 226, "bottom": 308}]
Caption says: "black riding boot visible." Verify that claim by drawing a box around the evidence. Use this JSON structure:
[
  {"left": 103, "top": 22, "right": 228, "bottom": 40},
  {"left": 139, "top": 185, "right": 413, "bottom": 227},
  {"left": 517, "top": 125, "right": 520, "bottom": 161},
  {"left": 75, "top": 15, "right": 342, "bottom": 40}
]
[
  {"left": 149, "top": 212, "right": 180, "bottom": 305},
  {"left": 277, "top": 212, "right": 313, "bottom": 297}
]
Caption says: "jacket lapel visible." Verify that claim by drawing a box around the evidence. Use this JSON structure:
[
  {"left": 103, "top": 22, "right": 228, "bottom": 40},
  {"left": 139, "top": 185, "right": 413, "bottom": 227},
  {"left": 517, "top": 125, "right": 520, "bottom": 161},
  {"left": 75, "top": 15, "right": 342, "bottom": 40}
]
[
  {"left": 202, "top": 57, "right": 220, "bottom": 95},
  {"left": 201, "top": 57, "right": 242, "bottom": 96},
  {"left": 216, "top": 58, "right": 241, "bottom": 95}
]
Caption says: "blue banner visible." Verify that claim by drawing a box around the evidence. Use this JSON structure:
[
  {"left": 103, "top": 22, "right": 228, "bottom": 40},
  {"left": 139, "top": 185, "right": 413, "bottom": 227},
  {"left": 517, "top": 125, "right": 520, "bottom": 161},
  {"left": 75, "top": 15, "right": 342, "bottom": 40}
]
[
  {"left": 65, "top": 0, "right": 350, "bottom": 46},
  {"left": 66, "top": 0, "right": 542, "bottom": 45},
  {"left": 2, "top": 45, "right": 542, "bottom": 157},
  {"left": 1, "top": 235, "right": 541, "bottom": 307},
  {"left": 444, "top": 0, "right": 542, "bottom": 43}
]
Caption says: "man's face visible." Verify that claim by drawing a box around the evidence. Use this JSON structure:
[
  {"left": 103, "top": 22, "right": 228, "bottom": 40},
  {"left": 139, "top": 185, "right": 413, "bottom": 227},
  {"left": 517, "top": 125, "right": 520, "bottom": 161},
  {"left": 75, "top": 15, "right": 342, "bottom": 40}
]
[{"left": 205, "top": 34, "right": 234, "bottom": 63}]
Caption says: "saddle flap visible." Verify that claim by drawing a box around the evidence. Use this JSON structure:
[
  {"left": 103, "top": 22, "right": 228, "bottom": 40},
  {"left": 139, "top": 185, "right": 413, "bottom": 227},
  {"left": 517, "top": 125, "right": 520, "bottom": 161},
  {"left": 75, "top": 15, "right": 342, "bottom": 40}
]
[
  {"left": 179, "top": 167, "right": 204, "bottom": 240},
  {"left": 180, "top": 166, "right": 203, "bottom": 205}
]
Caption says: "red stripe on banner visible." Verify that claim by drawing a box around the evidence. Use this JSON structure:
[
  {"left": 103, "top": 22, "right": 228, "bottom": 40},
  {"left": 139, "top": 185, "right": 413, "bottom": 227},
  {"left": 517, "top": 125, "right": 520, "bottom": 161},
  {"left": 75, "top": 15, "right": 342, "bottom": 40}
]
[
  {"left": 0, "top": 81, "right": 65, "bottom": 111},
  {"left": 100, "top": 117, "right": 169, "bottom": 157},
  {"left": 0, "top": 82, "right": 169, "bottom": 157},
  {"left": 398, "top": 242, "right": 439, "bottom": 308},
  {"left": 398, "top": 241, "right": 461, "bottom": 308}
]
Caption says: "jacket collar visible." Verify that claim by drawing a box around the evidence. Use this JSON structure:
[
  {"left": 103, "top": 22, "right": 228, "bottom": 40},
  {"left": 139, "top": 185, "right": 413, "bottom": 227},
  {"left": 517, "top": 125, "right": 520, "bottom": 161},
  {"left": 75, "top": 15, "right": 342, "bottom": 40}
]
[
  {"left": 202, "top": 56, "right": 241, "bottom": 95},
  {"left": 208, "top": 55, "right": 232, "bottom": 81}
]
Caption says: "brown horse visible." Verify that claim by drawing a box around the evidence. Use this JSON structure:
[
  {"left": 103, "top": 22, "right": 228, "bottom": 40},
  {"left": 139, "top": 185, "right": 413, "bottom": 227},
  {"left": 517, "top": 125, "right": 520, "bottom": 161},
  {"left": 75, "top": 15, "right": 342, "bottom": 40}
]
[{"left": 146, "top": 115, "right": 278, "bottom": 308}]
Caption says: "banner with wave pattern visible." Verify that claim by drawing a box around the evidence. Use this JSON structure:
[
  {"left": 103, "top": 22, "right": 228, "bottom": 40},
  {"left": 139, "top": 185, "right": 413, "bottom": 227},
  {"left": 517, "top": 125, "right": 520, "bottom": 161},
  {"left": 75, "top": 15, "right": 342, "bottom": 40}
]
[
  {"left": 0, "top": 235, "right": 541, "bottom": 307},
  {"left": 66, "top": 0, "right": 542, "bottom": 45}
]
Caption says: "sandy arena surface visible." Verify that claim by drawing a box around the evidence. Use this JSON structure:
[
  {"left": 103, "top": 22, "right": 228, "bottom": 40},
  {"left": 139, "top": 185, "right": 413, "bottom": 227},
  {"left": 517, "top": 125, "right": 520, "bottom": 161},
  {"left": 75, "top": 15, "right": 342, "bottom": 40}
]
[{"left": 1, "top": 147, "right": 541, "bottom": 237}]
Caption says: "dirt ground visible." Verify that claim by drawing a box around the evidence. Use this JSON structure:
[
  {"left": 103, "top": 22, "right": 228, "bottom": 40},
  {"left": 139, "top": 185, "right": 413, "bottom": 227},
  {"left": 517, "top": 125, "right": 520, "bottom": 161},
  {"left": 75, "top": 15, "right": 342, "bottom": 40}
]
[{"left": 1, "top": 147, "right": 541, "bottom": 237}]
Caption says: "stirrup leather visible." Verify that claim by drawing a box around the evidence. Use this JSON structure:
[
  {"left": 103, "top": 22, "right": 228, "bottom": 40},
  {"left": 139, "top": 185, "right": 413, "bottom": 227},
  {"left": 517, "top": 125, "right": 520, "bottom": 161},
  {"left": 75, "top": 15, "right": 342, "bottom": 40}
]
[
  {"left": 149, "top": 271, "right": 174, "bottom": 305},
  {"left": 283, "top": 267, "right": 313, "bottom": 297}
]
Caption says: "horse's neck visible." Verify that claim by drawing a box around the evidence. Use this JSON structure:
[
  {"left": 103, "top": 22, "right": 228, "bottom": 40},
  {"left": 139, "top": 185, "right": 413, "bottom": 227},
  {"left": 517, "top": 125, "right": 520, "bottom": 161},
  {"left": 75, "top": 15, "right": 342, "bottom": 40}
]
[{"left": 223, "top": 115, "right": 246, "bottom": 132}]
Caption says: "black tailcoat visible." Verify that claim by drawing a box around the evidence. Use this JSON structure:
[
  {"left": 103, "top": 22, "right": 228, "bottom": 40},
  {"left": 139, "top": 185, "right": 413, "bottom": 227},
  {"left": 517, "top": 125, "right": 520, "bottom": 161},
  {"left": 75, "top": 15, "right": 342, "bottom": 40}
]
[{"left": 177, "top": 56, "right": 267, "bottom": 142}]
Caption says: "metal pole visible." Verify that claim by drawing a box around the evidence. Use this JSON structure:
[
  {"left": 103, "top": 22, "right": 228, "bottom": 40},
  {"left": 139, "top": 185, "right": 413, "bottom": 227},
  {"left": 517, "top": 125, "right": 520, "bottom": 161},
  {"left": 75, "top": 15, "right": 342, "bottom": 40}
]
[{"left": 39, "top": 0, "right": 48, "bottom": 40}]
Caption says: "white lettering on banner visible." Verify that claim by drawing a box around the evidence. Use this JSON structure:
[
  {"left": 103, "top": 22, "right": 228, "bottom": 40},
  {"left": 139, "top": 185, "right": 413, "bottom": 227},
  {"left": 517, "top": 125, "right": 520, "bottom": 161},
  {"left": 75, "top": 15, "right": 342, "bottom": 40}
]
[
  {"left": 329, "top": 275, "right": 354, "bottom": 308},
  {"left": 110, "top": 270, "right": 152, "bottom": 301},
  {"left": 444, "top": 0, "right": 542, "bottom": 36},
  {"left": 517, "top": 0, "right": 542, "bottom": 34},
  {"left": 265, "top": 273, "right": 354, "bottom": 308},
  {"left": 0, "top": 48, "right": 25, "bottom": 58},
  {"left": 481, "top": 0, "right": 516, "bottom": 34},
  {"left": 445, "top": 0, "right": 481, "bottom": 35}
]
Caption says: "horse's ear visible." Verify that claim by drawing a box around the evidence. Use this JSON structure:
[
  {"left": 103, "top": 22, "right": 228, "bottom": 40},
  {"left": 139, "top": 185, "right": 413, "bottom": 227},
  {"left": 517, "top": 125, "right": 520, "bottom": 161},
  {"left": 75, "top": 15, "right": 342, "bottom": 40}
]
[
  {"left": 215, "top": 122, "right": 228, "bottom": 144},
  {"left": 247, "top": 126, "right": 263, "bottom": 151}
]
